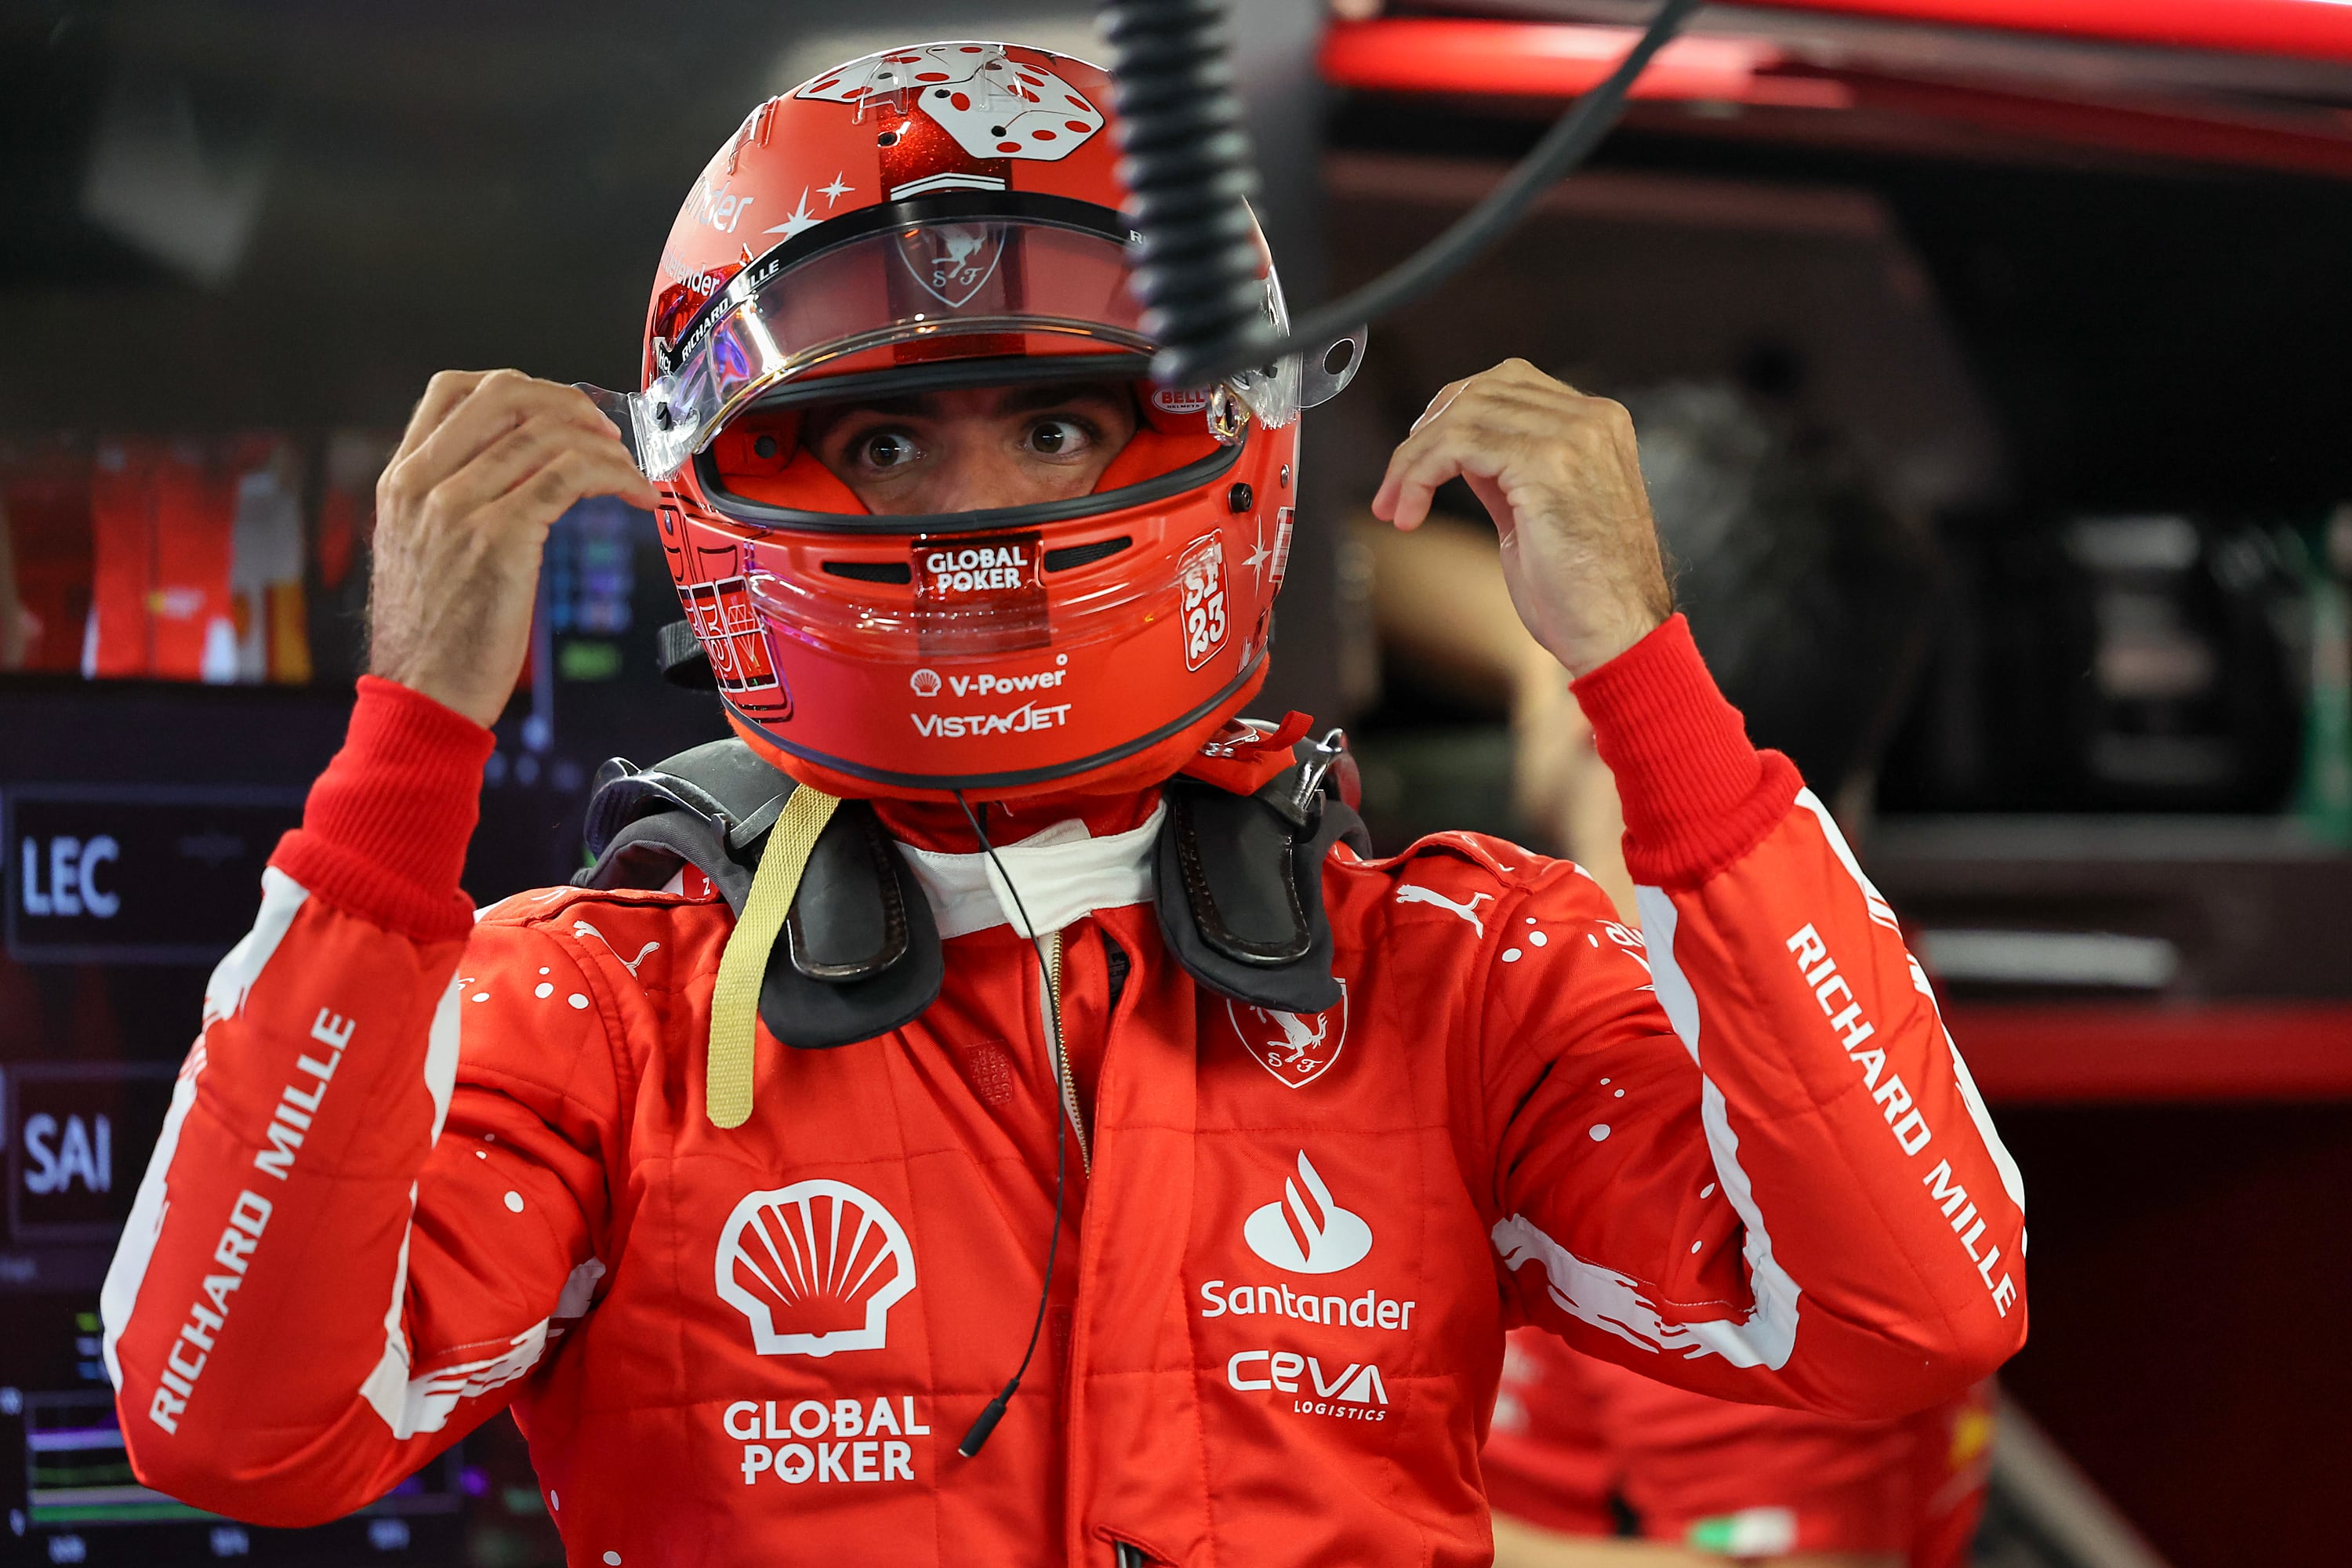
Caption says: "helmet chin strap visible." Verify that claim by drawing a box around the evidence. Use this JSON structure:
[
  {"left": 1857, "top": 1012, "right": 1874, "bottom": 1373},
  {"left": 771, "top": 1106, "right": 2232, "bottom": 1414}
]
[
  {"left": 706, "top": 786, "right": 841, "bottom": 1129},
  {"left": 699, "top": 779, "right": 1070, "bottom": 1445},
  {"left": 949, "top": 787, "right": 1070, "bottom": 1459}
]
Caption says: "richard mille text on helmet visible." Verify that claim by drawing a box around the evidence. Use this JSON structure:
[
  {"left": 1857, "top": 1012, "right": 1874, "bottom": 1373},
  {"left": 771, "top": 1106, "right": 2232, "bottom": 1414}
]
[{"left": 100, "top": 39, "right": 2025, "bottom": 1568}]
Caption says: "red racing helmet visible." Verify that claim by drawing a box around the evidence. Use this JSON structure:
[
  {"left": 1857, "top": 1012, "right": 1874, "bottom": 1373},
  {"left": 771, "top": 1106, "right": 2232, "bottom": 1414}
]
[{"left": 616, "top": 40, "right": 1362, "bottom": 802}]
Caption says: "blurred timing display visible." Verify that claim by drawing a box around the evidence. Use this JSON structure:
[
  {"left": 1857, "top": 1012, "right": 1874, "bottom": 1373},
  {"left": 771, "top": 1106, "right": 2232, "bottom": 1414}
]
[{"left": 5, "top": 788, "right": 303, "bottom": 965}]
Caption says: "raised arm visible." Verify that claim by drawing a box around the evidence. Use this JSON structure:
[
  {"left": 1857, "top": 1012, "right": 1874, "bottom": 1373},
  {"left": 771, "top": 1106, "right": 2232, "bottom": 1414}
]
[
  {"left": 1369, "top": 361, "right": 2024, "bottom": 1415},
  {"left": 100, "top": 684, "right": 620, "bottom": 1523},
  {"left": 1474, "top": 619, "right": 2023, "bottom": 1417},
  {"left": 102, "top": 369, "right": 653, "bottom": 1523}
]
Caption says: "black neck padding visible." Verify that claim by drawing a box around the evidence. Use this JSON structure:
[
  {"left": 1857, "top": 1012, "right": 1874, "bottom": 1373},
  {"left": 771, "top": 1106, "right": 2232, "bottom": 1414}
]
[{"left": 575, "top": 736, "right": 1369, "bottom": 1048}]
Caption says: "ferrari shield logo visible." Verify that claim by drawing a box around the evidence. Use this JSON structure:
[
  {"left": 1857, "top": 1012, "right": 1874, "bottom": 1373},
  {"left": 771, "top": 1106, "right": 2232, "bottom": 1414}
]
[
  {"left": 1226, "top": 981, "right": 1348, "bottom": 1090},
  {"left": 897, "top": 222, "right": 1006, "bottom": 309}
]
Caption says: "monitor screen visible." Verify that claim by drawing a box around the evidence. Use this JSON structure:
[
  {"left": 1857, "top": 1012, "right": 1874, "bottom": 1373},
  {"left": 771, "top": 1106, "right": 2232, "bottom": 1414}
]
[{"left": 2, "top": 438, "right": 727, "bottom": 1564}]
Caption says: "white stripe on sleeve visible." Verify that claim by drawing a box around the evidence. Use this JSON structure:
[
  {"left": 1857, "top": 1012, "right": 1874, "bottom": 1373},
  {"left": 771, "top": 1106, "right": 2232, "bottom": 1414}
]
[{"left": 100, "top": 868, "right": 311, "bottom": 1388}]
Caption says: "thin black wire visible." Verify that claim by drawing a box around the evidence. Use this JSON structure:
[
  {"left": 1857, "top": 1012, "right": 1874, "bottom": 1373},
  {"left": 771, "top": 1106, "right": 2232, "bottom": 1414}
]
[
  {"left": 1149, "top": 0, "right": 1705, "bottom": 386},
  {"left": 950, "top": 787, "right": 1070, "bottom": 1458}
]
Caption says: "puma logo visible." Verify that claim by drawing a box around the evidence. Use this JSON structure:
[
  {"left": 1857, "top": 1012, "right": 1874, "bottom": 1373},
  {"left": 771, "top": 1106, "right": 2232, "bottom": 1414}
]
[
  {"left": 1393, "top": 885, "right": 1492, "bottom": 938},
  {"left": 573, "top": 921, "right": 660, "bottom": 977}
]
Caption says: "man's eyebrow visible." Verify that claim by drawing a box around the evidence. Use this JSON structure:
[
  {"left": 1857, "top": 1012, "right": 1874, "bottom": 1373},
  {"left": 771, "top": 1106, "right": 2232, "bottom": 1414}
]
[
  {"left": 808, "top": 380, "right": 1128, "bottom": 431},
  {"left": 813, "top": 393, "right": 926, "bottom": 422},
  {"left": 1003, "top": 381, "right": 1128, "bottom": 413}
]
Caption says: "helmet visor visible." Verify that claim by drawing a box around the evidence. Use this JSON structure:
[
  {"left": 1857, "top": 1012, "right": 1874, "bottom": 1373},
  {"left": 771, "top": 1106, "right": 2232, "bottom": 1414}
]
[
  {"left": 637, "top": 210, "right": 1150, "bottom": 479},
  {"left": 622, "top": 199, "right": 1364, "bottom": 481}
]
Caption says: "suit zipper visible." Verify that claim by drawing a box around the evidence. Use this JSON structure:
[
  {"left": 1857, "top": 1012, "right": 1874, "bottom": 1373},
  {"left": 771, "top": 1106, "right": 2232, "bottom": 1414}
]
[
  {"left": 1044, "top": 927, "right": 1090, "bottom": 1174},
  {"left": 1112, "top": 1544, "right": 1151, "bottom": 1567}
]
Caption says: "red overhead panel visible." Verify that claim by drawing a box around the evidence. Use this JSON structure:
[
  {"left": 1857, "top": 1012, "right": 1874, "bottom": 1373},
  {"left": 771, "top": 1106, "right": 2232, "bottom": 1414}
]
[
  {"left": 1318, "top": 18, "right": 1852, "bottom": 107},
  {"left": 1757, "top": 0, "right": 2352, "bottom": 68},
  {"left": 1320, "top": 16, "right": 2352, "bottom": 180}
]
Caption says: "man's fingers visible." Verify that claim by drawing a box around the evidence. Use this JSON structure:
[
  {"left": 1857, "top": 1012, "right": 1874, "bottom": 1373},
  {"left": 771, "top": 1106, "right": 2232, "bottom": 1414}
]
[
  {"left": 389, "top": 372, "right": 623, "bottom": 505},
  {"left": 1375, "top": 420, "right": 1467, "bottom": 526},
  {"left": 366, "top": 370, "right": 655, "bottom": 728},
  {"left": 1376, "top": 427, "right": 1486, "bottom": 532},
  {"left": 533, "top": 441, "right": 659, "bottom": 513},
  {"left": 1377, "top": 385, "right": 1486, "bottom": 520},
  {"left": 390, "top": 370, "right": 495, "bottom": 466},
  {"left": 1410, "top": 378, "right": 1472, "bottom": 433},
  {"left": 430, "top": 415, "right": 649, "bottom": 522},
  {"left": 1377, "top": 401, "right": 1531, "bottom": 527},
  {"left": 1461, "top": 472, "right": 1519, "bottom": 544},
  {"left": 1371, "top": 440, "right": 1438, "bottom": 528},
  {"left": 428, "top": 372, "right": 618, "bottom": 474},
  {"left": 481, "top": 445, "right": 660, "bottom": 530},
  {"left": 1379, "top": 361, "right": 1668, "bottom": 678},
  {"left": 1378, "top": 363, "right": 1625, "bottom": 530}
]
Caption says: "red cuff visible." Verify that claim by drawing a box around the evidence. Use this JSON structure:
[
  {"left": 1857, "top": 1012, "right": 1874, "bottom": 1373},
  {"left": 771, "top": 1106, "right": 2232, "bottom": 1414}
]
[
  {"left": 1570, "top": 615, "right": 1800, "bottom": 887},
  {"left": 269, "top": 676, "right": 494, "bottom": 942}
]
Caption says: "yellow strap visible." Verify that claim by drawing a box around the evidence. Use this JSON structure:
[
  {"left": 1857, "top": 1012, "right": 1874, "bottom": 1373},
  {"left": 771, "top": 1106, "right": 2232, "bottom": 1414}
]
[{"left": 706, "top": 786, "right": 839, "bottom": 1129}]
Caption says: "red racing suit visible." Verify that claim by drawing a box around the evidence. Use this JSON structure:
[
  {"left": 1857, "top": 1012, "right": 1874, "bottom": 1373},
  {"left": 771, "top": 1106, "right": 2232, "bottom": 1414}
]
[{"left": 100, "top": 617, "right": 2027, "bottom": 1567}]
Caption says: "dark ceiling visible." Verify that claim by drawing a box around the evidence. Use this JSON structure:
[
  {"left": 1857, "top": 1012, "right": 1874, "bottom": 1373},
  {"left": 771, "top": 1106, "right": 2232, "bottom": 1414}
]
[
  {"left": 7, "top": 0, "right": 2351, "bottom": 513},
  {"left": 0, "top": 1, "right": 1337, "bottom": 430}
]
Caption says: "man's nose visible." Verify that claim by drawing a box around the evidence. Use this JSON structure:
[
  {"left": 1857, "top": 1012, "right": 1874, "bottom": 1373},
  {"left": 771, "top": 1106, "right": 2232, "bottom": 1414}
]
[{"left": 930, "top": 445, "right": 1050, "bottom": 514}]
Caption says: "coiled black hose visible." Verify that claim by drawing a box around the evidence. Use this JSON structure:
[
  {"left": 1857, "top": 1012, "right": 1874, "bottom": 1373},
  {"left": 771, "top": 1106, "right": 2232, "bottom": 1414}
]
[
  {"left": 1099, "top": 0, "right": 1706, "bottom": 387},
  {"left": 1099, "top": 0, "right": 1275, "bottom": 375}
]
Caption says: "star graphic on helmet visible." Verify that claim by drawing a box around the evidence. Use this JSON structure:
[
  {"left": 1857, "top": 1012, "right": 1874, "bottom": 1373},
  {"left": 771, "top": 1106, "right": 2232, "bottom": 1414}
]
[
  {"left": 1244, "top": 516, "right": 1274, "bottom": 588},
  {"left": 818, "top": 172, "right": 853, "bottom": 206},
  {"left": 763, "top": 187, "right": 820, "bottom": 241}
]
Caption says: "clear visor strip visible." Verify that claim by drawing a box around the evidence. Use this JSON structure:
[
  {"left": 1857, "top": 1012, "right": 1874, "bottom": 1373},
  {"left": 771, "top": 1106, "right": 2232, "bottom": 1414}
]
[{"left": 597, "top": 315, "right": 1368, "bottom": 481}]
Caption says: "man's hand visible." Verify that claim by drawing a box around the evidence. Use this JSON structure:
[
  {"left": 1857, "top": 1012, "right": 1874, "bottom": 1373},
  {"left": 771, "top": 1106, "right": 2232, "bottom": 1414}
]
[
  {"left": 1370, "top": 359, "right": 1671, "bottom": 677},
  {"left": 368, "top": 370, "right": 657, "bottom": 727}
]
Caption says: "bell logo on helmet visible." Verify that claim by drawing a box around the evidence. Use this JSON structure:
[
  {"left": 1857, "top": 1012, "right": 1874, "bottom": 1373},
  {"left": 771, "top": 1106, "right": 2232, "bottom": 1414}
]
[
  {"left": 1228, "top": 981, "right": 1348, "bottom": 1089},
  {"left": 716, "top": 1181, "right": 916, "bottom": 1357},
  {"left": 1244, "top": 1152, "right": 1374, "bottom": 1275}
]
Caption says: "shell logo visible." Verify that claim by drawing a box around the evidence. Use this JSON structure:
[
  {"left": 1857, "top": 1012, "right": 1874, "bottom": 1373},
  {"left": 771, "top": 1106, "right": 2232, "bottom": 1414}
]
[{"left": 715, "top": 1180, "right": 916, "bottom": 1357}]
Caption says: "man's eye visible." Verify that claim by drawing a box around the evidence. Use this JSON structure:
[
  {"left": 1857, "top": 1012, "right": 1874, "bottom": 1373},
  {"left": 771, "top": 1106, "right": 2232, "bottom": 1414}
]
[
  {"left": 1025, "top": 418, "right": 1093, "bottom": 458},
  {"left": 858, "top": 431, "right": 919, "bottom": 470}
]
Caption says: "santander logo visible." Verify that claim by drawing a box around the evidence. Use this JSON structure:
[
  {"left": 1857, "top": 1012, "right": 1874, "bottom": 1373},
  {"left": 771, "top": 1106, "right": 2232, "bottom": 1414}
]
[
  {"left": 1244, "top": 1152, "right": 1374, "bottom": 1275},
  {"left": 716, "top": 1180, "right": 915, "bottom": 1357}
]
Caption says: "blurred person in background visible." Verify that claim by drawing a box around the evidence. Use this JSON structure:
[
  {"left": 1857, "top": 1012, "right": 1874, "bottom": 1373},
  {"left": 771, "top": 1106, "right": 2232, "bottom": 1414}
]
[
  {"left": 1363, "top": 355, "right": 1943, "bottom": 915},
  {"left": 99, "top": 41, "right": 2024, "bottom": 1566},
  {"left": 1362, "top": 359, "right": 1991, "bottom": 1566}
]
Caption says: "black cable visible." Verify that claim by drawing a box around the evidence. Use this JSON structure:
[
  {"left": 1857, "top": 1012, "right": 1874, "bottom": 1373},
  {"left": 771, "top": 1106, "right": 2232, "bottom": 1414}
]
[
  {"left": 951, "top": 0, "right": 1696, "bottom": 1455},
  {"left": 950, "top": 788, "right": 1071, "bottom": 1459},
  {"left": 1102, "top": 0, "right": 1705, "bottom": 387}
]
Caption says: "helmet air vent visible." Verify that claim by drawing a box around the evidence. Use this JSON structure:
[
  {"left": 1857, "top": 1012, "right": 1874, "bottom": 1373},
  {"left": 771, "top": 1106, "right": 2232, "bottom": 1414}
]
[
  {"left": 1044, "top": 536, "right": 1132, "bottom": 573},
  {"left": 822, "top": 560, "right": 914, "bottom": 584}
]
